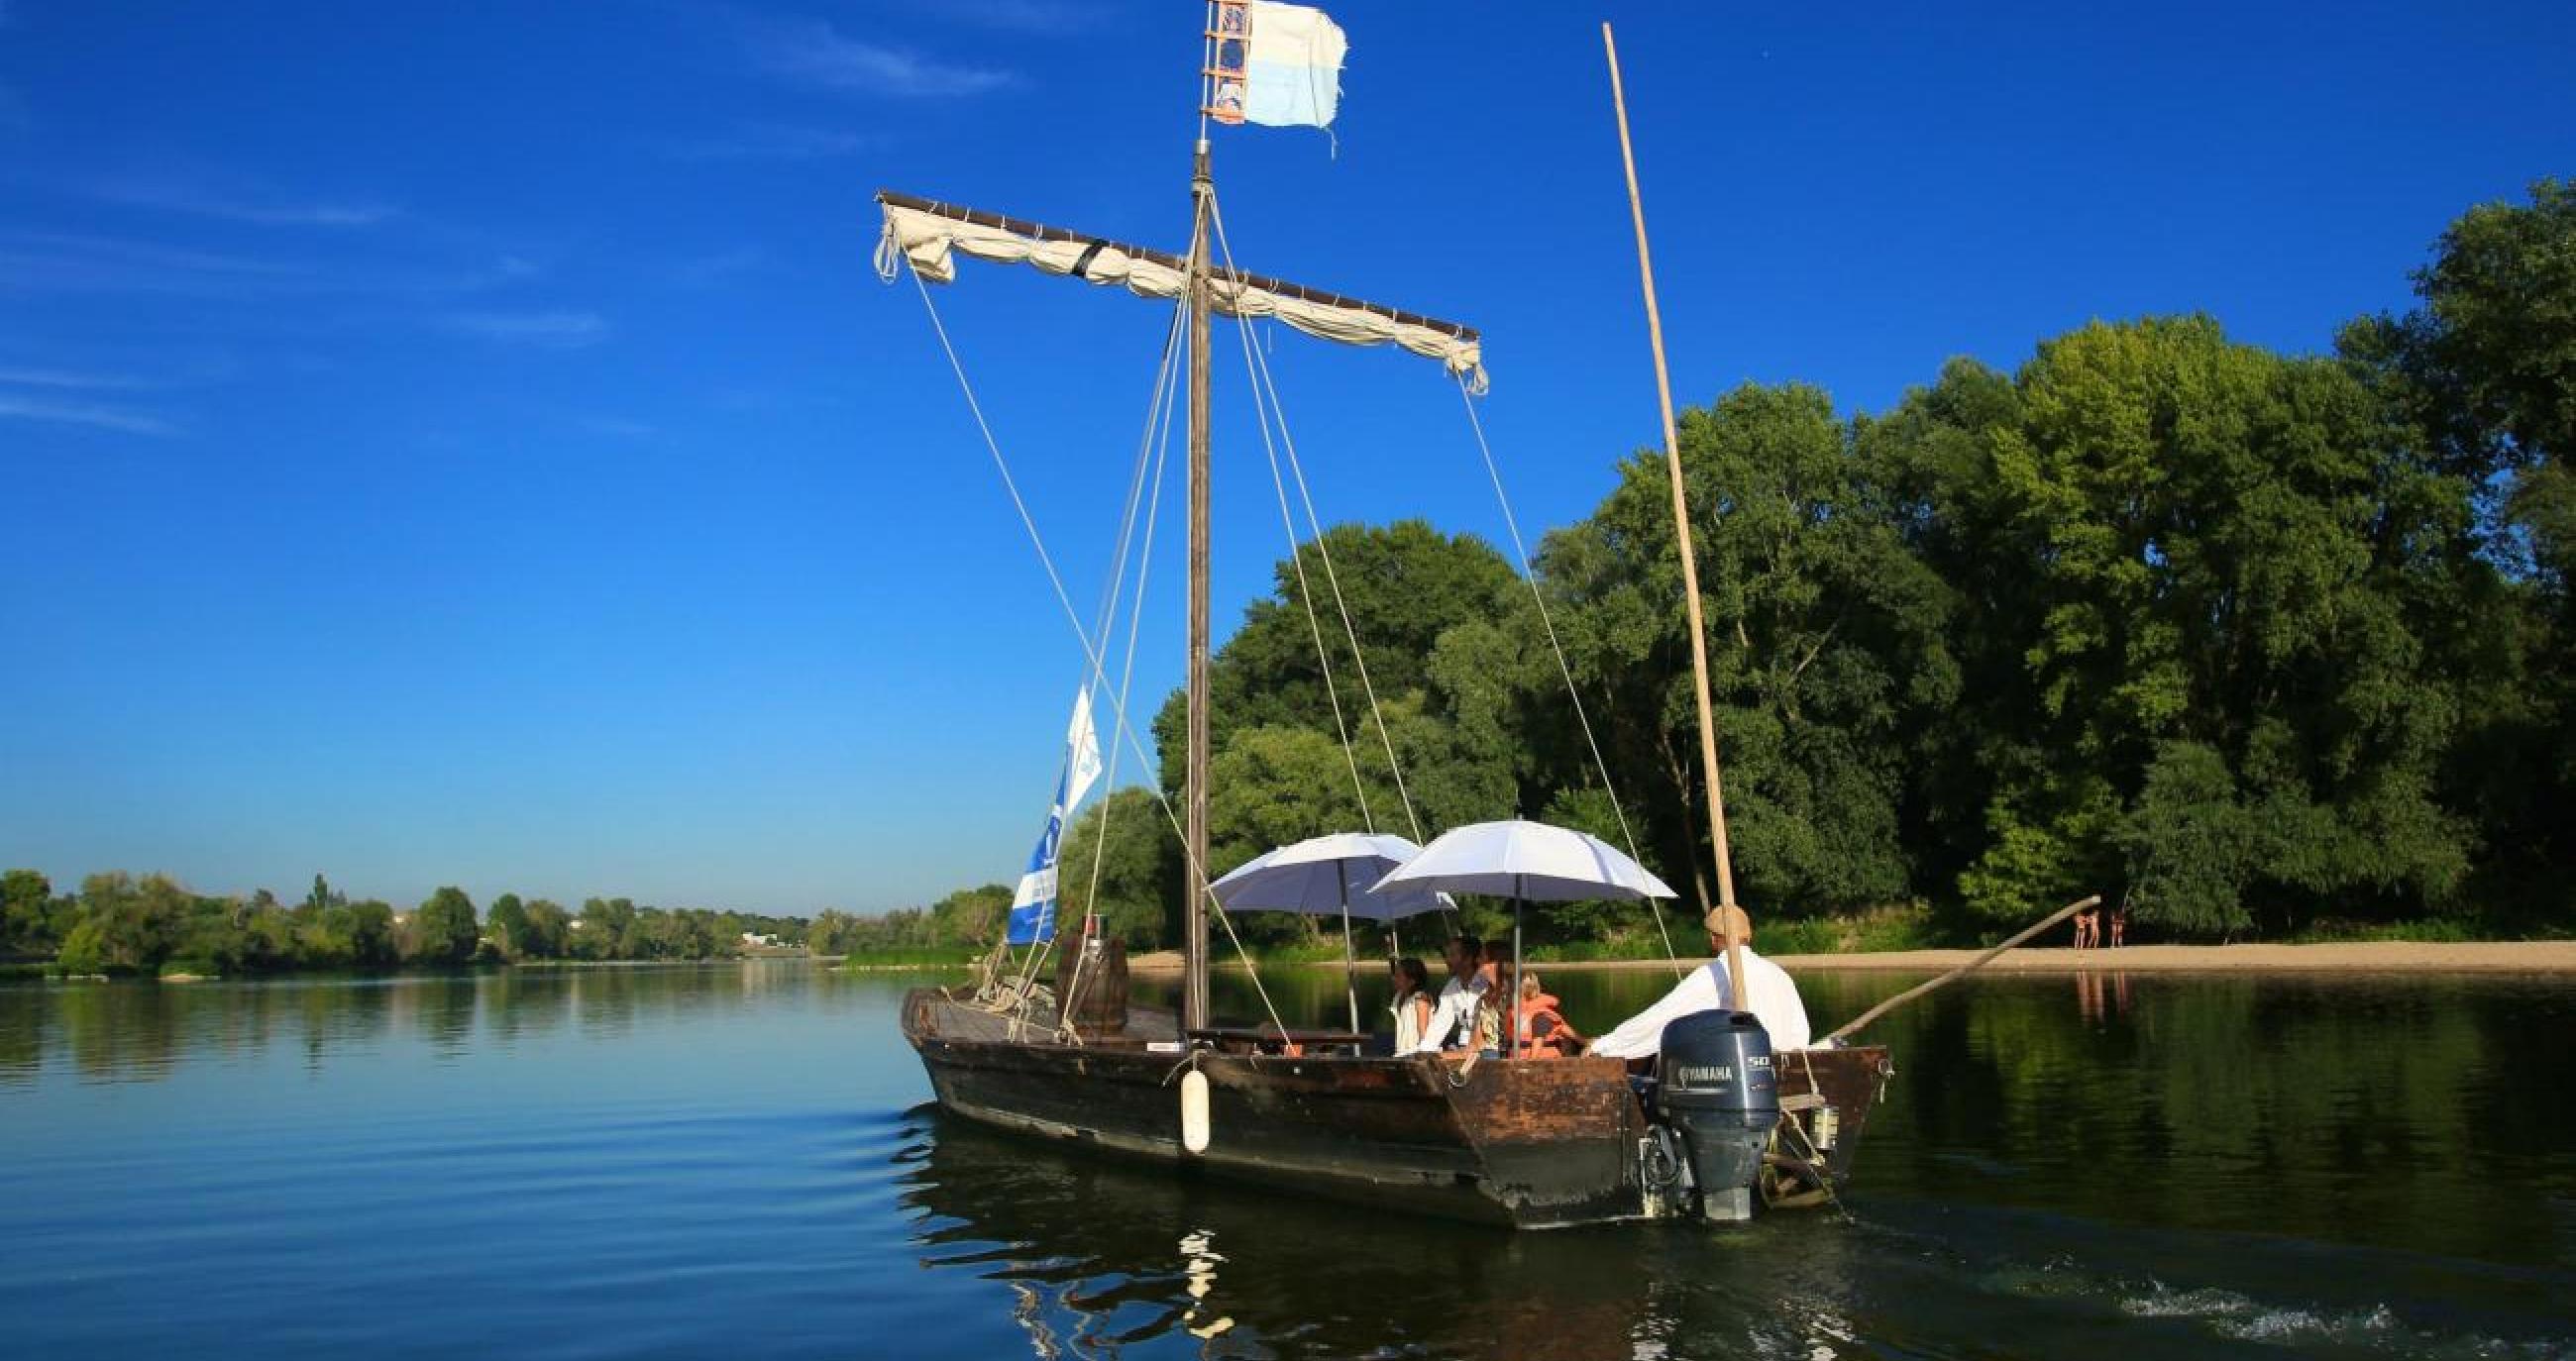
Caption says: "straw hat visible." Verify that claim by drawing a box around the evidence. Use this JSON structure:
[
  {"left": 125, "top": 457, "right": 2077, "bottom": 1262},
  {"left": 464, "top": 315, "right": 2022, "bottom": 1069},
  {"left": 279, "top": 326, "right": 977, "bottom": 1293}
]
[{"left": 1701, "top": 904, "right": 1753, "bottom": 944}]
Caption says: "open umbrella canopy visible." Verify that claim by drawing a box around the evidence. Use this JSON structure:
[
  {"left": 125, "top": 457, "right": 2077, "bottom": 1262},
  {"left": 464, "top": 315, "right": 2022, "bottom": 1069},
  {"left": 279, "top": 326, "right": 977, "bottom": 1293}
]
[
  {"left": 1208, "top": 831, "right": 1454, "bottom": 921},
  {"left": 1370, "top": 819, "right": 1676, "bottom": 902}
]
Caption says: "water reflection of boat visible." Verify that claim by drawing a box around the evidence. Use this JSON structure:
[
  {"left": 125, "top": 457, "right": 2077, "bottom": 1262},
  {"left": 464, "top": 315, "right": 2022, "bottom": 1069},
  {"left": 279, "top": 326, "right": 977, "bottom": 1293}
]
[
  {"left": 900, "top": 1107, "right": 1864, "bottom": 1361},
  {"left": 887, "top": 10, "right": 1891, "bottom": 1229}
]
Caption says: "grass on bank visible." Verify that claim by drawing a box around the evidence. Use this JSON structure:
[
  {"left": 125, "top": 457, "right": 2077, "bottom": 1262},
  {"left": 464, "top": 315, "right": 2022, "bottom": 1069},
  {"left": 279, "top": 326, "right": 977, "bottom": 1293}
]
[{"left": 827, "top": 947, "right": 990, "bottom": 970}]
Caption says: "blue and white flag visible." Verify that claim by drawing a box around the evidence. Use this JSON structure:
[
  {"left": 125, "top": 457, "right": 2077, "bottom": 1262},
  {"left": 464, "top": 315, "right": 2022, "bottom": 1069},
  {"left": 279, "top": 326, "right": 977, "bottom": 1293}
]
[
  {"left": 1205, "top": 1, "right": 1346, "bottom": 131},
  {"left": 1006, "top": 689, "right": 1104, "bottom": 946}
]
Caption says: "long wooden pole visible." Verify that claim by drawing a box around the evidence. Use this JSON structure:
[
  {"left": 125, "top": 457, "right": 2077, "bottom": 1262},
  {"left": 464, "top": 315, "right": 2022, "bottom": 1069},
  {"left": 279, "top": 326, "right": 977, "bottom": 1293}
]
[
  {"left": 1183, "top": 139, "right": 1214, "bottom": 1033},
  {"left": 1824, "top": 894, "right": 2103, "bottom": 1043},
  {"left": 1603, "top": 23, "right": 1751, "bottom": 1006}
]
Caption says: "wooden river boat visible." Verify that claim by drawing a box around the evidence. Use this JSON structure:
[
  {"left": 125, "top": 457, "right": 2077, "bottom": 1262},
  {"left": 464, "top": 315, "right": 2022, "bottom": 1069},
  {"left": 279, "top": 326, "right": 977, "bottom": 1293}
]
[
  {"left": 903, "top": 988, "right": 1891, "bottom": 1227},
  {"left": 883, "top": 12, "right": 1895, "bottom": 1228}
]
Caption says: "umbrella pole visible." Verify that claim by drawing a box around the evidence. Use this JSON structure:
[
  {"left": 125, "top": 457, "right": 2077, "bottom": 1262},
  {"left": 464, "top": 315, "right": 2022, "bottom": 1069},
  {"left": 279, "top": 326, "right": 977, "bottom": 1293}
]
[
  {"left": 1510, "top": 875, "right": 1524, "bottom": 1060},
  {"left": 1339, "top": 863, "right": 1359, "bottom": 1035}
]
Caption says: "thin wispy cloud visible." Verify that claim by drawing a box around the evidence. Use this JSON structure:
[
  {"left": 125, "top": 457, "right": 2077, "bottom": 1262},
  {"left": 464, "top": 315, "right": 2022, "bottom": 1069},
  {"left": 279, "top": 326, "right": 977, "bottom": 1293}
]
[
  {"left": 446, "top": 311, "right": 610, "bottom": 348},
  {"left": 0, "top": 394, "right": 180, "bottom": 437},
  {"left": 746, "top": 17, "right": 1012, "bottom": 98},
  {"left": 0, "top": 230, "right": 311, "bottom": 296},
  {"left": 575, "top": 415, "right": 657, "bottom": 439},
  {"left": 668, "top": 121, "right": 874, "bottom": 161},
  {"left": 931, "top": 0, "right": 1087, "bottom": 34},
  {"left": 0, "top": 365, "right": 154, "bottom": 390},
  {"left": 91, "top": 174, "right": 396, "bottom": 228},
  {"left": 672, "top": 246, "right": 763, "bottom": 287}
]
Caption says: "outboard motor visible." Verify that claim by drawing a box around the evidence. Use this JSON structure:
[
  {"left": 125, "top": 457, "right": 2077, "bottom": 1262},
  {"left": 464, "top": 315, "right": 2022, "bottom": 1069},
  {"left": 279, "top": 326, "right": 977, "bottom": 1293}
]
[{"left": 1654, "top": 1010, "right": 1778, "bottom": 1221}]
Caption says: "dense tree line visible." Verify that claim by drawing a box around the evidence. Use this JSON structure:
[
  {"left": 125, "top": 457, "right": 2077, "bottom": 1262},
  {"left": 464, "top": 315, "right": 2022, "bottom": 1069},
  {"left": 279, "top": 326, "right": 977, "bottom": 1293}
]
[
  {"left": 805, "top": 884, "right": 1013, "bottom": 958},
  {"left": 0, "top": 870, "right": 816, "bottom": 976},
  {"left": 1037, "top": 179, "right": 2575, "bottom": 948}
]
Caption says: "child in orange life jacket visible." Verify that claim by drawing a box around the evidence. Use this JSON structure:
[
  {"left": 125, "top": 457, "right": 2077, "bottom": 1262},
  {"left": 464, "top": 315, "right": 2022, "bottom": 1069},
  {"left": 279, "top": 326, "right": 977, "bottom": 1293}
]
[{"left": 1511, "top": 969, "right": 1586, "bottom": 1059}]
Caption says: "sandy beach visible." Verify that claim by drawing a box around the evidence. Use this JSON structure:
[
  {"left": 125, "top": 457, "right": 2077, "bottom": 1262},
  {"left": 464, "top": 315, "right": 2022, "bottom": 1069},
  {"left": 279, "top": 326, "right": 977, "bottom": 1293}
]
[{"left": 1131, "top": 941, "right": 2576, "bottom": 975}]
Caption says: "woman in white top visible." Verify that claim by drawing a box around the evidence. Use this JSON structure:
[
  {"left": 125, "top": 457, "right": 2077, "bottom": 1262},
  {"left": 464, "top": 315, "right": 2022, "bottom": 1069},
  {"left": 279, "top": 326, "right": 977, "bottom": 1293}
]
[{"left": 1387, "top": 957, "right": 1435, "bottom": 1052}]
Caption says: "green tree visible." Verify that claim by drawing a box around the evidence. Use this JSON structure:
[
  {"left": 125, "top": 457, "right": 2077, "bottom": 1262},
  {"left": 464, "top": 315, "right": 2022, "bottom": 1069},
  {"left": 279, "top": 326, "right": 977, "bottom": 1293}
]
[
  {"left": 484, "top": 893, "right": 530, "bottom": 960},
  {"left": 1543, "top": 382, "right": 1958, "bottom": 916},
  {"left": 2, "top": 869, "right": 54, "bottom": 955},
  {"left": 928, "top": 884, "right": 1014, "bottom": 947},
  {"left": 1057, "top": 786, "right": 1179, "bottom": 949},
  {"left": 519, "top": 899, "right": 570, "bottom": 959},
  {"left": 55, "top": 918, "right": 109, "bottom": 975},
  {"left": 342, "top": 901, "right": 398, "bottom": 966},
  {"left": 409, "top": 887, "right": 480, "bottom": 965},
  {"left": 71, "top": 873, "right": 187, "bottom": 973},
  {"left": 2343, "top": 178, "right": 2576, "bottom": 923},
  {"left": 1880, "top": 317, "right": 2481, "bottom": 933}
]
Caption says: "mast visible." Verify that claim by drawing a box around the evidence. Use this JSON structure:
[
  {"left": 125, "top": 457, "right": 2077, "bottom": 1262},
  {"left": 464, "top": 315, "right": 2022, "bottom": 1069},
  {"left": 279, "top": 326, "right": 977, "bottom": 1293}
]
[
  {"left": 1182, "top": 139, "right": 1214, "bottom": 1033},
  {"left": 1602, "top": 23, "right": 1753, "bottom": 1004}
]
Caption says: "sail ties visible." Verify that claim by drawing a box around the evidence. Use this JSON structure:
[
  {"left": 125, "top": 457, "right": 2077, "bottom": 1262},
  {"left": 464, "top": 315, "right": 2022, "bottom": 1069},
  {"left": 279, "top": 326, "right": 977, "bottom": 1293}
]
[{"left": 879, "top": 203, "right": 1488, "bottom": 393}]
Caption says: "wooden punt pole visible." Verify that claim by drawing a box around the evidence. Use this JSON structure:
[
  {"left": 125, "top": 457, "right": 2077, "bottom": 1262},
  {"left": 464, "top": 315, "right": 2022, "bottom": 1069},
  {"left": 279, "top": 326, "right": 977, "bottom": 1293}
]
[
  {"left": 1603, "top": 23, "right": 1751, "bottom": 1001},
  {"left": 1824, "top": 894, "right": 2102, "bottom": 1043}
]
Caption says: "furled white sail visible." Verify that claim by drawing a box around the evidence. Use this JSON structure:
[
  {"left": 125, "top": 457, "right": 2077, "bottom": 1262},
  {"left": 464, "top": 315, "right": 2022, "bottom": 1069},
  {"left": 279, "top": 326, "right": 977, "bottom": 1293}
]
[{"left": 878, "top": 202, "right": 1487, "bottom": 392}]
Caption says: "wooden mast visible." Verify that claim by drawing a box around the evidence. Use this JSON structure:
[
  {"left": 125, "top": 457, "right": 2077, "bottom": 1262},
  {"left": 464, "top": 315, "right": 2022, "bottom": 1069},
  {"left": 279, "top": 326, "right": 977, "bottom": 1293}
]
[
  {"left": 1182, "top": 139, "right": 1214, "bottom": 1033},
  {"left": 1602, "top": 23, "right": 1753, "bottom": 1003}
]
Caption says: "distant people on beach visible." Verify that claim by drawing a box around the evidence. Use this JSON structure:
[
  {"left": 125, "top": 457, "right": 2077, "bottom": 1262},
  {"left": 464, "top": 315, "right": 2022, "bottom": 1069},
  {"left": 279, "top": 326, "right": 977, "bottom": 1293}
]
[
  {"left": 2107, "top": 901, "right": 2128, "bottom": 948},
  {"left": 2073, "top": 902, "right": 2100, "bottom": 949}
]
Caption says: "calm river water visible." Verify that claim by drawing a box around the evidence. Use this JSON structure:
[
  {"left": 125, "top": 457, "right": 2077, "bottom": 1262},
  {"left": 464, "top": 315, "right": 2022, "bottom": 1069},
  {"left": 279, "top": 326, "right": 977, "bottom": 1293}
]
[{"left": 2, "top": 963, "right": 2570, "bottom": 1359}]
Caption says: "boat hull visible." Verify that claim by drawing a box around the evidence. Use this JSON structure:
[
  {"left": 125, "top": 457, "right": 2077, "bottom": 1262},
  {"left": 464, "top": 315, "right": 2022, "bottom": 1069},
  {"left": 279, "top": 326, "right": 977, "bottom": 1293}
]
[{"left": 902, "top": 988, "right": 1889, "bottom": 1227}]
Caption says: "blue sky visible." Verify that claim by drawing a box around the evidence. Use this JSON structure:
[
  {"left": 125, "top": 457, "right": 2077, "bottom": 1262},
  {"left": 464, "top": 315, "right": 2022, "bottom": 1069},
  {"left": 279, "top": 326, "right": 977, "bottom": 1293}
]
[{"left": 4, "top": 1, "right": 2571, "bottom": 915}]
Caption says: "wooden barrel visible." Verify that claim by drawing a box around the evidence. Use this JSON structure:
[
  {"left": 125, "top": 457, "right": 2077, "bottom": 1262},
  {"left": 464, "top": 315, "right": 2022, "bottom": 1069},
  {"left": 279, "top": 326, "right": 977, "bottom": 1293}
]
[{"left": 1052, "top": 927, "right": 1128, "bottom": 1037}]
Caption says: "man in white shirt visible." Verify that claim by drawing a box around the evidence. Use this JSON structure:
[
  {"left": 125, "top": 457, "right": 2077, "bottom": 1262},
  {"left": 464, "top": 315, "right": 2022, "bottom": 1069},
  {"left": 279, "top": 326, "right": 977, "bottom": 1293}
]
[
  {"left": 1405, "top": 934, "right": 1491, "bottom": 1055},
  {"left": 1585, "top": 905, "right": 1812, "bottom": 1058}
]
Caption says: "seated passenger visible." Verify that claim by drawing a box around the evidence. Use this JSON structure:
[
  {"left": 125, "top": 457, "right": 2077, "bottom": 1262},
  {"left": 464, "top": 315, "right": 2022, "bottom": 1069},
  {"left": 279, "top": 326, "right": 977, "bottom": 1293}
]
[
  {"left": 1387, "top": 957, "right": 1436, "bottom": 1053},
  {"left": 1512, "top": 970, "right": 1585, "bottom": 1058},
  {"left": 1470, "top": 944, "right": 1505, "bottom": 1055},
  {"left": 1583, "top": 905, "right": 1812, "bottom": 1058},
  {"left": 1405, "top": 935, "right": 1491, "bottom": 1055}
]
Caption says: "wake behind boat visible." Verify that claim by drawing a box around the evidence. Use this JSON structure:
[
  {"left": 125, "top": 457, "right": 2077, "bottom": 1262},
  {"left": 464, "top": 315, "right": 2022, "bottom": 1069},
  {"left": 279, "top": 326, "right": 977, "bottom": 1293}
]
[{"left": 882, "top": 6, "right": 1891, "bottom": 1228}]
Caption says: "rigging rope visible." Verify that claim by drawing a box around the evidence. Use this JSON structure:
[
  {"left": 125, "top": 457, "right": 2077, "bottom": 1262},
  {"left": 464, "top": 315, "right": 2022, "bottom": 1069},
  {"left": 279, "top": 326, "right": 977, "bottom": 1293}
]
[
  {"left": 901, "top": 233, "right": 1293, "bottom": 1043},
  {"left": 1208, "top": 191, "right": 1430, "bottom": 853},
  {"left": 1041, "top": 300, "right": 1190, "bottom": 1039},
  {"left": 1079, "top": 309, "right": 1185, "bottom": 939},
  {"left": 1226, "top": 283, "right": 1377, "bottom": 837},
  {"left": 1455, "top": 381, "right": 1684, "bottom": 975}
]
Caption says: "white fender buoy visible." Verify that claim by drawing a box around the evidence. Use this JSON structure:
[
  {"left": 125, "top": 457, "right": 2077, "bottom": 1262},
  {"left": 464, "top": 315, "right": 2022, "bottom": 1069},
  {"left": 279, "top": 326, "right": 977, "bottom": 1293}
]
[{"left": 1180, "top": 1068, "right": 1212, "bottom": 1154}]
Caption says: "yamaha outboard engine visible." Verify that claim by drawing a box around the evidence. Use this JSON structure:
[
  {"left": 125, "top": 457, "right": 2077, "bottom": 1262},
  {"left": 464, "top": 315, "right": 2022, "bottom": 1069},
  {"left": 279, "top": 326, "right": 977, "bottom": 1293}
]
[{"left": 1654, "top": 1010, "right": 1778, "bottom": 1221}]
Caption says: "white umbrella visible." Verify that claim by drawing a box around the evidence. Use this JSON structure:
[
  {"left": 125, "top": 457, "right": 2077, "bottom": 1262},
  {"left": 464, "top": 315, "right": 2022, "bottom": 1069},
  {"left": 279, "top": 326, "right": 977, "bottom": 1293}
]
[
  {"left": 1371, "top": 819, "right": 1676, "bottom": 1057},
  {"left": 1370, "top": 819, "right": 1674, "bottom": 902},
  {"left": 1211, "top": 832, "right": 1454, "bottom": 920},
  {"left": 1211, "top": 831, "right": 1453, "bottom": 1032}
]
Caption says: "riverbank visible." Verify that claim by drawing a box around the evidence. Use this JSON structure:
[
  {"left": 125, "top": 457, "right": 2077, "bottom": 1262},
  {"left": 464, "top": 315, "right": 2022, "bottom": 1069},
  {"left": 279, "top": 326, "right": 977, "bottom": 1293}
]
[{"left": 1126, "top": 940, "right": 2576, "bottom": 975}]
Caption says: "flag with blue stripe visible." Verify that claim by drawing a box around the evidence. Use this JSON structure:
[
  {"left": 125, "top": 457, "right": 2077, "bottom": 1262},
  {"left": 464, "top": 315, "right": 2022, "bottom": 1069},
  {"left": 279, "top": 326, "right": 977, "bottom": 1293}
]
[{"left": 1007, "top": 690, "right": 1103, "bottom": 946}]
